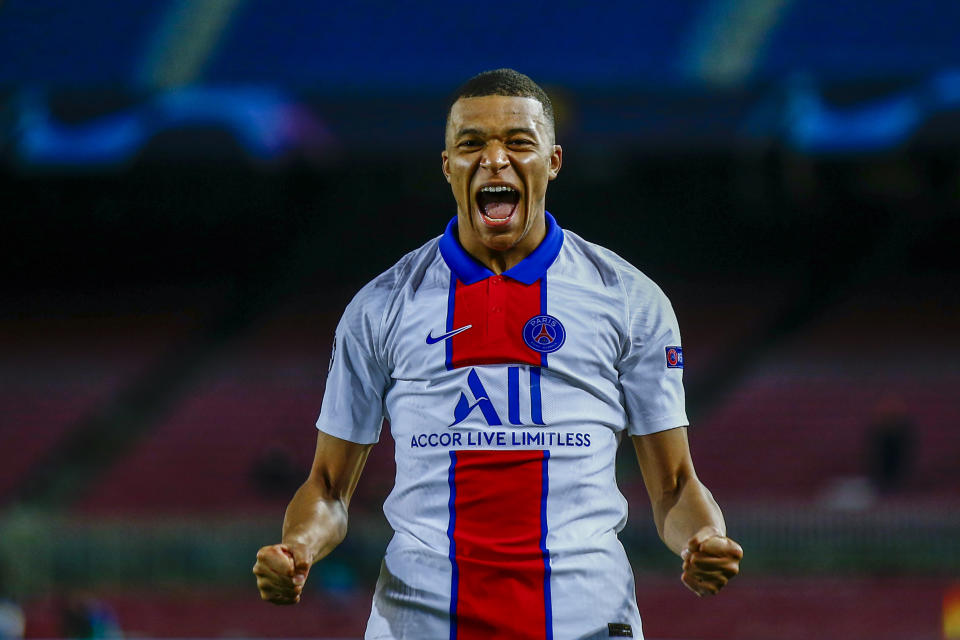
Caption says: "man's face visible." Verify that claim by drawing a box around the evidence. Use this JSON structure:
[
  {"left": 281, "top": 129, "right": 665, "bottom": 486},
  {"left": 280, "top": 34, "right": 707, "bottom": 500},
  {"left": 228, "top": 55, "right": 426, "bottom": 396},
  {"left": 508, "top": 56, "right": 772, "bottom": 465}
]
[{"left": 442, "top": 95, "right": 562, "bottom": 256}]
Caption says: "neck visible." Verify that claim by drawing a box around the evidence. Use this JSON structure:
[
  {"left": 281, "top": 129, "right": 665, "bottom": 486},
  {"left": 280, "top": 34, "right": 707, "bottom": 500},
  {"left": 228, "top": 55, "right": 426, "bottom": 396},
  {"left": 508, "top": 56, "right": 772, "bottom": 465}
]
[{"left": 458, "top": 211, "right": 547, "bottom": 275}]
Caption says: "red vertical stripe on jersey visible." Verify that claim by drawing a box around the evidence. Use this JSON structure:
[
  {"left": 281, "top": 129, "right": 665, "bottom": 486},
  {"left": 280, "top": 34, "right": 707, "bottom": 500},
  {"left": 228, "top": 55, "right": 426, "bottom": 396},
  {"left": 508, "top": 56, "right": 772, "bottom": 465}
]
[
  {"left": 450, "top": 276, "right": 541, "bottom": 369},
  {"left": 452, "top": 449, "right": 548, "bottom": 639}
]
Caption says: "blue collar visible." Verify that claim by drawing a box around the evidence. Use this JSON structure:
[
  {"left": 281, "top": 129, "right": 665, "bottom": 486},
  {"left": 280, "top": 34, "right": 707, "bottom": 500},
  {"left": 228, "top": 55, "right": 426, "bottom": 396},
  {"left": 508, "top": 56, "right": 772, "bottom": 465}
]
[{"left": 438, "top": 212, "right": 564, "bottom": 285}]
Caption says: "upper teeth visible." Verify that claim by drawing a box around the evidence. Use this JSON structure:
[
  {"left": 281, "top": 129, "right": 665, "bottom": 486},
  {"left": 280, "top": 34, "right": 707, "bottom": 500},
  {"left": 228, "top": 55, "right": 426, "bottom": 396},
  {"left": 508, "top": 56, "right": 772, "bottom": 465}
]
[{"left": 481, "top": 185, "right": 516, "bottom": 193}]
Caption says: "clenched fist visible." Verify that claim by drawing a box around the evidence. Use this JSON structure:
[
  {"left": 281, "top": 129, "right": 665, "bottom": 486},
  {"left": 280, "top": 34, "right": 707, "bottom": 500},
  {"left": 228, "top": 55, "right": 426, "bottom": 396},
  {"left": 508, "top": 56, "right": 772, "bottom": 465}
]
[
  {"left": 680, "top": 526, "right": 742, "bottom": 597},
  {"left": 253, "top": 543, "right": 312, "bottom": 604}
]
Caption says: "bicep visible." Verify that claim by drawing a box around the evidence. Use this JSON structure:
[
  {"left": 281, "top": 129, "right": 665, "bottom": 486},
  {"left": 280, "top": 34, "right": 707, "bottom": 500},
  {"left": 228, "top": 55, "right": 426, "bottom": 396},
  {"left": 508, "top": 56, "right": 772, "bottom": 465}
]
[
  {"left": 631, "top": 426, "right": 696, "bottom": 503},
  {"left": 307, "top": 430, "right": 374, "bottom": 507}
]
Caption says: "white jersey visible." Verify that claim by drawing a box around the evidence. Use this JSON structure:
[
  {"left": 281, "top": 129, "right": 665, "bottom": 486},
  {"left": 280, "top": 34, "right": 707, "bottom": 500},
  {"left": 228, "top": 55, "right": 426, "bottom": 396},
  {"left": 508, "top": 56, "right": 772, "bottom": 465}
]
[{"left": 317, "top": 213, "right": 687, "bottom": 640}]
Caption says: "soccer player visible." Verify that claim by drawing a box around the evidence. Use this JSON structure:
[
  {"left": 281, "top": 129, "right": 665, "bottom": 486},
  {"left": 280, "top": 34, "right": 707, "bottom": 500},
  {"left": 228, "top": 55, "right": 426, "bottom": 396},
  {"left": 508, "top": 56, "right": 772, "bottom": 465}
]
[{"left": 253, "top": 69, "right": 742, "bottom": 639}]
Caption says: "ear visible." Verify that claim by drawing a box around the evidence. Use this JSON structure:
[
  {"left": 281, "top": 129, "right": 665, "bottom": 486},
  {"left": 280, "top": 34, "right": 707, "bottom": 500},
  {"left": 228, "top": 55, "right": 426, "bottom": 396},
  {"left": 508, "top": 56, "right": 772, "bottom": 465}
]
[
  {"left": 548, "top": 145, "right": 563, "bottom": 181},
  {"left": 441, "top": 150, "right": 451, "bottom": 183}
]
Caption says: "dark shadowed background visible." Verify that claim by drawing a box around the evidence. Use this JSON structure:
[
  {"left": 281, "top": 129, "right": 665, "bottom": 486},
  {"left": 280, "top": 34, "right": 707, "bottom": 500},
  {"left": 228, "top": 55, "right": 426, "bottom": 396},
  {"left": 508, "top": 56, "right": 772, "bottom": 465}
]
[{"left": 1, "top": 2, "right": 959, "bottom": 639}]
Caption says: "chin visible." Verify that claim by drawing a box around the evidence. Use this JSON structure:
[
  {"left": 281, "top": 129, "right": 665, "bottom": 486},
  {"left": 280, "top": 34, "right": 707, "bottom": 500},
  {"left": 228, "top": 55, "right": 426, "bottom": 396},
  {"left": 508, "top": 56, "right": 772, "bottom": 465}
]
[{"left": 476, "top": 210, "right": 526, "bottom": 249}]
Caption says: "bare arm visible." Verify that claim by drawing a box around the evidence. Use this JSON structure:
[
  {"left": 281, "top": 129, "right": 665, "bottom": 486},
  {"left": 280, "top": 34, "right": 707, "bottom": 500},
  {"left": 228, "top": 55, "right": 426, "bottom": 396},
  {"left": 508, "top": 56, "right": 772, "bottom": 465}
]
[
  {"left": 632, "top": 427, "right": 723, "bottom": 553},
  {"left": 632, "top": 427, "right": 742, "bottom": 596},
  {"left": 254, "top": 430, "right": 372, "bottom": 604},
  {"left": 283, "top": 430, "right": 372, "bottom": 560}
]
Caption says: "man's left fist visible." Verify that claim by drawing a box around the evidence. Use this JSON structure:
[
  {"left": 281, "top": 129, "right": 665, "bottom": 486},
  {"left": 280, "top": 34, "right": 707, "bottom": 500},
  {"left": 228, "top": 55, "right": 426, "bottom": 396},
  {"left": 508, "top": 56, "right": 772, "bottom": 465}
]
[{"left": 681, "top": 526, "right": 743, "bottom": 597}]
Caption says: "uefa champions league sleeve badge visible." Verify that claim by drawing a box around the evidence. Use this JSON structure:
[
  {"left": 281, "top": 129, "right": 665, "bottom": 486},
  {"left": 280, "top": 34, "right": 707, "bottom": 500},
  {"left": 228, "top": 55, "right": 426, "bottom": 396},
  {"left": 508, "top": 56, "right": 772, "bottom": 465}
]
[
  {"left": 665, "top": 346, "right": 683, "bottom": 368},
  {"left": 522, "top": 314, "right": 566, "bottom": 353}
]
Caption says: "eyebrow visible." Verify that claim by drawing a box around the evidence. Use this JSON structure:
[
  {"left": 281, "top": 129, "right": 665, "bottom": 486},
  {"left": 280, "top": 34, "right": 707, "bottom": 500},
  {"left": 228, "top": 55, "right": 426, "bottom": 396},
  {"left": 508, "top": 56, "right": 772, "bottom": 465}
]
[{"left": 455, "top": 127, "right": 538, "bottom": 138}]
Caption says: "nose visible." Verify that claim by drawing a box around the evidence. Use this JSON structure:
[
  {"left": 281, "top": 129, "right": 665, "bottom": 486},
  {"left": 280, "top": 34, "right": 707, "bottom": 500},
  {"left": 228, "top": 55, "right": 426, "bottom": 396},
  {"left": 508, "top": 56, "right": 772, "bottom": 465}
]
[{"left": 478, "top": 142, "right": 509, "bottom": 173}]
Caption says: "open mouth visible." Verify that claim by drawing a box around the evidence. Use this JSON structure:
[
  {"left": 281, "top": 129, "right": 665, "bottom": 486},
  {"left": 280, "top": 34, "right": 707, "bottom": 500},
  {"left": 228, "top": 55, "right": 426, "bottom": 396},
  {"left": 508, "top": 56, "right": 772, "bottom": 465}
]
[{"left": 475, "top": 184, "right": 521, "bottom": 227}]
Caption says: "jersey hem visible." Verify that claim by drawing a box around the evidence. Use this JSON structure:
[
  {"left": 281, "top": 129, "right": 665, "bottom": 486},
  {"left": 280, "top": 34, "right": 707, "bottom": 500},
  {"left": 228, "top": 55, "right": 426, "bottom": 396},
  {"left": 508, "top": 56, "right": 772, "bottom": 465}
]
[
  {"left": 316, "top": 420, "right": 381, "bottom": 445},
  {"left": 626, "top": 413, "right": 689, "bottom": 437}
]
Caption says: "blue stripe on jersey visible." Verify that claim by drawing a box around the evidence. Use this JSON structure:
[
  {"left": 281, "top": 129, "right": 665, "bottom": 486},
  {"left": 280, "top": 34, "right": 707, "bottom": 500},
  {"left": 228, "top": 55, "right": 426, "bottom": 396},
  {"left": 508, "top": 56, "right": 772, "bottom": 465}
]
[
  {"left": 447, "top": 451, "right": 459, "bottom": 640},
  {"left": 540, "top": 450, "right": 554, "bottom": 640},
  {"left": 540, "top": 272, "right": 548, "bottom": 367},
  {"left": 445, "top": 273, "right": 457, "bottom": 371}
]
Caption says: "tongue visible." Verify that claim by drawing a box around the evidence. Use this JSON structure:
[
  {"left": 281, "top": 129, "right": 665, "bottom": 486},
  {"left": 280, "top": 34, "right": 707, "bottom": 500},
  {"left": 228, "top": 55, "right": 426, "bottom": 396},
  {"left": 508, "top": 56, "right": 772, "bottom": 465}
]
[{"left": 482, "top": 201, "right": 515, "bottom": 220}]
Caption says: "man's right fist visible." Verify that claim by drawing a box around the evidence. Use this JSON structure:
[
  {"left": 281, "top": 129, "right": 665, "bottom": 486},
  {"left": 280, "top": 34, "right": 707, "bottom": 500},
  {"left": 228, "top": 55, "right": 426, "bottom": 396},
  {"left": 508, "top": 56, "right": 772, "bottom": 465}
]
[{"left": 253, "top": 543, "right": 312, "bottom": 604}]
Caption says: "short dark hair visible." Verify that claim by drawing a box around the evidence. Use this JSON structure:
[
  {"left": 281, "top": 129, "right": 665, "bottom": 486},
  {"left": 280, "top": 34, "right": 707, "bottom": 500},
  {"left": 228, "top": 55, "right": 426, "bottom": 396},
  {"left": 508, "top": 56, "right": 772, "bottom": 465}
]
[{"left": 447, "top": 68, "right": 555, "bottom": 137}]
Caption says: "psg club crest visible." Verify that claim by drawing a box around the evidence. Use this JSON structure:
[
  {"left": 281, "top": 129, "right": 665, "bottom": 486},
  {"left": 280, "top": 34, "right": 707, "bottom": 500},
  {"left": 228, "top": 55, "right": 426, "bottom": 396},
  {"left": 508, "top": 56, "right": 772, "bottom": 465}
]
[{"left": 522, "top": 314, "right": 566, "bottom": 353}]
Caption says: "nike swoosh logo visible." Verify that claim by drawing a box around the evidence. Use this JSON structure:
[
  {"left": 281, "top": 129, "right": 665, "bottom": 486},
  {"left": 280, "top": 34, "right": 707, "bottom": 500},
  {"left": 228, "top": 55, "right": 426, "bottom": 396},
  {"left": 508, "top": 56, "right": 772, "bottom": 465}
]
[{"left": 425, "top": 324, "right": 473, "bottom": 344}]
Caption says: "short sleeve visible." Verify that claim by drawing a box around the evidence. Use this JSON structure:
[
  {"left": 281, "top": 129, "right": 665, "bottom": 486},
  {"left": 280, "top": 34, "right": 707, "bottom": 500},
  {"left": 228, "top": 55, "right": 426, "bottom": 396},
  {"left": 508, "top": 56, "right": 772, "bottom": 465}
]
[
  {"left": 616, "top": 273, "right": 689, "bottom": 436},
  {"left": 315, "top": 280, "right": 391, "bottom": 444}
]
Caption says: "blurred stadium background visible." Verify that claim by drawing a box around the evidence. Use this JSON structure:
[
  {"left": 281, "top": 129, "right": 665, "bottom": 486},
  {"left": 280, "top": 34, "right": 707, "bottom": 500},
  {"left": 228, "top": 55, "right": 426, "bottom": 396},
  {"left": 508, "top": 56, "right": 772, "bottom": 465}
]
[{"left": 1, "top": 1, "right": 959, "bottom": 639}]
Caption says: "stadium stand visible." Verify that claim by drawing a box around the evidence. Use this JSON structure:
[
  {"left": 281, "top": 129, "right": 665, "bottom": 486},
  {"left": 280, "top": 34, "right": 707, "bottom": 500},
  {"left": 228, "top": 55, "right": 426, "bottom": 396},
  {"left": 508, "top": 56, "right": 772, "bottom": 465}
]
[
  {"left": 5, "top": 0, "right": 959, "bottom": 91},
  {"left": 206, "top": 2, "right": 705, "bottom": 89},
  {"left": 0, "top": 305, "right": 196, "bottom": 503},
  {"left": 690, "top": 373, "right": 959, "bottom": 500},
  {"left": 8, "top": 0, "right": 958, "bottom": 91},
  {"left": 0, "top": 1, "right": 165, "bottom": 85},
  {"left": 20, "top": 587, "right": 371, "bottom": 638},
  {"left": 689, "top": 274, "right": 960, "bottom": 503},
  {"left": 761, "top": 0, "right": 960, "bottom": 80},
  {"left": 75, "top": 307, "right": 335, "bottom": 514},
  {"left": 17, "top": 577, "right": 952, "bottom": 639},
  {"left": 669, "top": 278, "right": 793, "bottom": 387},
  {"left": 76, "top": 300, "right": 397, "bottom": 517},
  {"left": 634, "top": 576, "right": 952, "bottom": 640}
]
